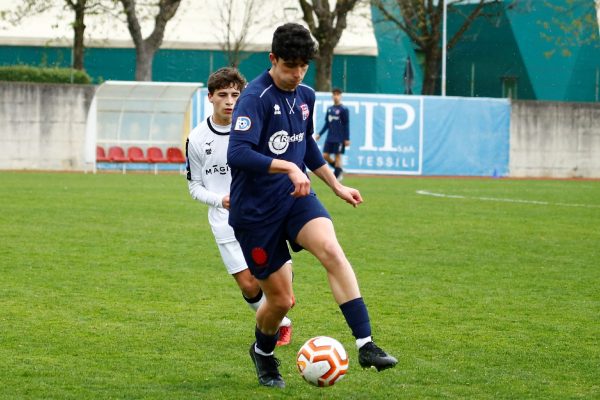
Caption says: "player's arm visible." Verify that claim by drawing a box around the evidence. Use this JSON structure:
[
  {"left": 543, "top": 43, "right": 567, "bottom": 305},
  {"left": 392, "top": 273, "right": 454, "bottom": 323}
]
[
  {"left": 311, "top": 164, "right": 362, "bottom": 207},
  {"left": 229, "top": 141, "right": 311, "bottom": 198},
  {"left": 305, "top": 129, "right": 327, "bottom": 171},
  {"left": 187, "top": 138, "right": 227, "bottom": 208},
  {"left": 342, "top": 107, "right": 350, "bottom": 145},
  {"left": 307, "top": 113, "right": 362, "bottom": 208},
  {"left": 268, "top": 159, "right": 311, "bottom": 198},
  {"left": 316, "top": 110, "right": 329, "bottom": 138},
  {"left": 228, "top": 95, "right": 273, "bottom": 174}
]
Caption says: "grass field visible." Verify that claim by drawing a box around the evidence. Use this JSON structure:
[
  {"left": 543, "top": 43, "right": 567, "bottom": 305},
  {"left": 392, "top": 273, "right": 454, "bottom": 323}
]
[{"left": 1, "top": 171, "right": 598, "bottom": 399}]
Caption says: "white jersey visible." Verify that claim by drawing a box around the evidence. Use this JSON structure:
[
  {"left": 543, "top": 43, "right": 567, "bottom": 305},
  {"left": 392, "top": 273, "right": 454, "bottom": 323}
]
[{"left": 186, "top": 116, "right": 236, "bottom": 243}]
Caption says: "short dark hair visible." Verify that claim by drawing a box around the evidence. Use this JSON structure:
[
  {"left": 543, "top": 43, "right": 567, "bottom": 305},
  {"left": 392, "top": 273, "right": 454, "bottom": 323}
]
[
  {"left": 332, "top": 88, "right": 342, "bottom": 94},
  {"left": 271, "top": 23, "right": 317, "bottom": 63},
  {"left": 207, "top": 67, "right": 246, "bottom": 94}
]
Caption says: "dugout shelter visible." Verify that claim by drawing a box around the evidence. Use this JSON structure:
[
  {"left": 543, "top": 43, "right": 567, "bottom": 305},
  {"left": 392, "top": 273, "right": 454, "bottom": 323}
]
[{"left": 85, "top": 81, "right": 202, "bottom": 173}]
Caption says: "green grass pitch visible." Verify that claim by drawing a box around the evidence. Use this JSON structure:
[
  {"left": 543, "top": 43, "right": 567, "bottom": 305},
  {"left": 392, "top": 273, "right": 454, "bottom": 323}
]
[{"left": 1, "top": 172, "right": 598, "bottom": 399}]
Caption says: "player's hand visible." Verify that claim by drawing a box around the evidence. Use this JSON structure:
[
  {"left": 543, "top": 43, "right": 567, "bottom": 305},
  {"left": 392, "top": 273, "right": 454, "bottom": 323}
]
[
  {"left": 344, "top": 140, "right": 350, "bottom": 147},
  {"left": 334, "top": 185, "right": 363, "bottom": 207},
  {"left": 289, "top": 167, "right": 311, "bottom": 198},
  {"left": 314, "top": 134, "right": 321, "bottom": 141},
  {"left": 222, "top": 194, "right": 230, "bottom": 209}
]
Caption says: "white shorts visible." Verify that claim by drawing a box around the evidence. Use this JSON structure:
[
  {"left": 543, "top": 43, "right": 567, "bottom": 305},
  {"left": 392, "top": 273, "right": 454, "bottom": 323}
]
[{"left": 217, "top": 240, "right": 248, "bottom": 275}]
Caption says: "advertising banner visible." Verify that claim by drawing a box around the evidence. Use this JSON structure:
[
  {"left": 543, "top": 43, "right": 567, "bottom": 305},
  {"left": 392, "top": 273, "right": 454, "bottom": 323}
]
[{"left": 192, "top": 90, "right": 510, "bottom": 177}]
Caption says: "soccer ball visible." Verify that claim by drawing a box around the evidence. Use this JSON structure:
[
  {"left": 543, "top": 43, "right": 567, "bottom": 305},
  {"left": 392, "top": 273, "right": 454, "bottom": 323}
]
[{"left": 296, "top": 336, "right": 349, "bottom": 387}]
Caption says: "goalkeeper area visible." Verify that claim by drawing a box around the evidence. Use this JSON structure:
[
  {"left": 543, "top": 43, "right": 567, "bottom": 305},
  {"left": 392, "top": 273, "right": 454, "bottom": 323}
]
[{"left": 1, "top": 172, "right": 598, "bottom": 399}]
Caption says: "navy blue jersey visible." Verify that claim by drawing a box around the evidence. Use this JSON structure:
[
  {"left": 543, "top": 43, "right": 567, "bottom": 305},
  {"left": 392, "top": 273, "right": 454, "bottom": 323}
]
[
  {"left": 318, "top": 104, "right": 350, "bottom": 143},
  {"left": 227, "top": 70, "right": 326, "bottom": 229}
]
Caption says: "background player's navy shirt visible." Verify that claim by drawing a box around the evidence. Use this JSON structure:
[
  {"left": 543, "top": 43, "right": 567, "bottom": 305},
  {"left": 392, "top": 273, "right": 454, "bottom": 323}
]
[
  {"left": 318, "top": 104, "right": 350, "bottom": 143},
  {"left": 227, "top": 70, "right": 326, "bottom": 229}
]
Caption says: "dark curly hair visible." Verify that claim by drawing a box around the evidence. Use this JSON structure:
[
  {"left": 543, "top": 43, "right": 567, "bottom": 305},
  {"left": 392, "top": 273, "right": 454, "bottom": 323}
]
[
  {"left": 207, "top": 67, "right": 246, "bottom": 94},
  {"left": 271, "top": 23, "right": 317, "bottom": 63}
]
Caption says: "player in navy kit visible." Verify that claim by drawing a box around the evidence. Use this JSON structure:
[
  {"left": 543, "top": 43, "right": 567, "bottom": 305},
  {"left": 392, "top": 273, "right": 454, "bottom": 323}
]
[
  {"left": 227, "top": 23, "right": 397, "bottom": 388},
  {"left": 186, "top": 68, "right": 292, "bottom": 346},
  {"left": 315, "top": 88, "right": 350, "bottom": 181}
]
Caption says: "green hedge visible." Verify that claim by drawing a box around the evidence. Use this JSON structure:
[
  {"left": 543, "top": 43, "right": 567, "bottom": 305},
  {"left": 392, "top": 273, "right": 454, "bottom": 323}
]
[{"left": 0, "top": 65, "right": 92, "bottom": 84}]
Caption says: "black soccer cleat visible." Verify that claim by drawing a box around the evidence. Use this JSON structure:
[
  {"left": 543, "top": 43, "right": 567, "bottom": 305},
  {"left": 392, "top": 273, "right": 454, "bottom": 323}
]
[
  {"left": 358, "top": 341, "right": 398, "bottom": 371},
  {"left": 249, "top": 343, "right": 286, "bottom": 388}
]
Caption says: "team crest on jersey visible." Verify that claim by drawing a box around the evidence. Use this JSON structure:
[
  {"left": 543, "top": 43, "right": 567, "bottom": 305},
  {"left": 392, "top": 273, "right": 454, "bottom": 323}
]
[
  {"left": 234, "top": 116, "right": 251, "bottom": 131},
  {"left": 274, "top": 104, "right": 281, "bottom": 115},
  {"left": 300, "top": 104, "right": 309, "bottom": 120},
  {"left": 204, "top": 140, "right": 213, "bottom": 155}
]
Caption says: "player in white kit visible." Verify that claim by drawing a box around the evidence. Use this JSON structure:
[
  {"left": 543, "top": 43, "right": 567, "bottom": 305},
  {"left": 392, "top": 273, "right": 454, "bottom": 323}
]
[{"left": 186, "top": 67, "right": 292, "bottom": 346}]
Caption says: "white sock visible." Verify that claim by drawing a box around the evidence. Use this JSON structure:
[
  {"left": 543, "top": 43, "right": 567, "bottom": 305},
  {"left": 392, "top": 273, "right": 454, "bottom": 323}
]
[
  {"left": 279, "top": 316, "right": 291, "bottom": 328},
  {"left": 356, "top": 336, "right": 372, "bottom": 349},
  {"left": 254, "top": 343, "right": 273, "bottom": 356},
  {"left": 245, "top": 291, "right": 265, "bottom": 312}
]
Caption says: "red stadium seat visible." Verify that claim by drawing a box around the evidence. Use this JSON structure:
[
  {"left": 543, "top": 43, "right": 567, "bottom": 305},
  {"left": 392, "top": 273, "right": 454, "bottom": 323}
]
[
  {"left": 108, "top": 146, "right": 128, "bottom": 162},
  {"left": 96, "top": 146, "right": 110, "bottom": 162},
  {"left": 166, "top": 147, "right": 186, "bottom": 163},
  {"left": 147, "top": 147, "right": 169, "bottom": 163},
  {"left": 127, "top": 146, "right": 148, "bottom": 162}
]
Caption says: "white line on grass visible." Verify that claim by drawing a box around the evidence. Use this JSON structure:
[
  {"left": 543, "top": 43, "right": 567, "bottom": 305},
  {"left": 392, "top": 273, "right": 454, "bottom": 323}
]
[{"left": 416, "top": 190, "right": 600, "bottom": 209}]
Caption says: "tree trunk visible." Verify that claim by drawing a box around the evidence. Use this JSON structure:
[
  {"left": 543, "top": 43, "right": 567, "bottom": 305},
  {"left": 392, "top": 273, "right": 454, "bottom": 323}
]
[
  {"left": 71, "top": 0, "right": 86, "bottom": 70},
  {"left": 314, "top": 46, "right": 334, "bottom": 91},
  {"left": 135, "top": 44, "right": 154, "bottom": 81},
  {"left": 298, "top": 0, "right": 359, "bottom": 93},
  {"left": 422, "top": 57, "right": 438, "bottom": 95},
  {"left": 120, "top": 0, "right": 181, "bottom": 82},
  {"left": 422, "top": 44, "right": 441, "bottom": 95}
]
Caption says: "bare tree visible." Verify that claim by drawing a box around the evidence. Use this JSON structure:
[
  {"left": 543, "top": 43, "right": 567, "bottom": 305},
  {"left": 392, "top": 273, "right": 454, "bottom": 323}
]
[
  {"left": 119, "top": 0, "right": 181, "bottom": 81},
  {"left": 1, "top": 0, "right": 106, "bottom": 71},
  {"left": 536, "top": 0, "right": 599, "bottom": 55},
  {"left": 371, "top": 0, "right": 503, "bottom": 95},
  {"left": 213, "top": 0, "right": 260, "bottom": 68},
  {"left": 66, "top": 0, "right": 110, "bottom": 70},
  {"left": 298, "top": 0, "right": 361, "bottom": 91}
]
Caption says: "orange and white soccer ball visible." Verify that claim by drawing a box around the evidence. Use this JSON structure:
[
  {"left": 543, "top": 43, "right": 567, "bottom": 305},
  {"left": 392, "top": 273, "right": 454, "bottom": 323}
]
[{"left": 296, "top": 336, "right": 349, "bottom": 387}]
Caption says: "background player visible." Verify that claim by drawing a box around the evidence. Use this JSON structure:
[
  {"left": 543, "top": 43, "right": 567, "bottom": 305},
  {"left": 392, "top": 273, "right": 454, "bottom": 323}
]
[
  {"left": 227, "top": 23, "right": 397, "bottom": 389},
  {"left": 186, "top": 67, "right": 292, "bottom": 346},
  {"left": 315, "top": 88, "right": 350, "bottom": 181}
]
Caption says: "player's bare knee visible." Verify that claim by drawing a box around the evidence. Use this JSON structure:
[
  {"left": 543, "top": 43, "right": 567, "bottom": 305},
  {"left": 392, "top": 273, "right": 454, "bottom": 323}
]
[
  {"left": 236, "top": 274, "right": 260, "bottom": 295},
  {"left": 269, "top": 295, "right": 294, "bottom": 315},
  {"left": 317, "top": 239, "right": 345, "bottom": 265},
  {"left": 240, "top": 283, "right": 261, "bottom": 299}
]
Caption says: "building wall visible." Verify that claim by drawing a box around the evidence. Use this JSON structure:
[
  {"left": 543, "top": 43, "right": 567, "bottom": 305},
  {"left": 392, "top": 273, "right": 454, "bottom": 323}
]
[
  {"left": 1, "top": 82, "right": 598, "bottom": 178},
  {"left": 448, "top": 0, "right": 600, "bottom": 102},
  {"left": 510, "top": 100, "right": 600, "bottom": 178},
  {"left": 0, "top": 82, "right": 95, "bottom": 170},
  {"left": 0, "top": 46, "right": 377, "bottom": 93}
]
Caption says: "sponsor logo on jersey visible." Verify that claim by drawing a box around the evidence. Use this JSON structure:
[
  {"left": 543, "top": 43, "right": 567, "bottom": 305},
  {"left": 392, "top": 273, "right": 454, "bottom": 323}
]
[
  {"left": 234, "top": 116, "right": 251, "bottom": 131},
  {"left": 274, "top": 104, "right": 281, "bottom": 115},
  {"left": 300, "top": 103, "right": 309, "bottom": 120},
  {"left": 205, "top": 163, "right": 230, "bottom": 175},
  {"left": 268, "top": 130, "right": 305, "bottom": 155}
]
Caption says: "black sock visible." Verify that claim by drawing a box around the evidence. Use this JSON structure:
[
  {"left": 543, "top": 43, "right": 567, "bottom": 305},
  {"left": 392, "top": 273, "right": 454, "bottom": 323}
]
[
  {"left": 243, "top": 289, "right": 263, "bottom": 304},
  {"left": 339, "top": 297, "right": 372, "bottom": 339},
  {"left": 334, "top": 167, "right": 342, "bottom": 178},
  {"left": 255, "top": 325, "right": 279, "bottom": 354}
]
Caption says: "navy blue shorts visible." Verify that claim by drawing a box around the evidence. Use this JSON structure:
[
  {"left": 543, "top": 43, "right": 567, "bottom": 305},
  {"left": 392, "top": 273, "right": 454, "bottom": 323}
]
[
  {"left": 234, "top": 193, "right": 331, "bottom": 280},
  {"left": 323, "top": 141, "right": 345, "bottom": 155}
]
